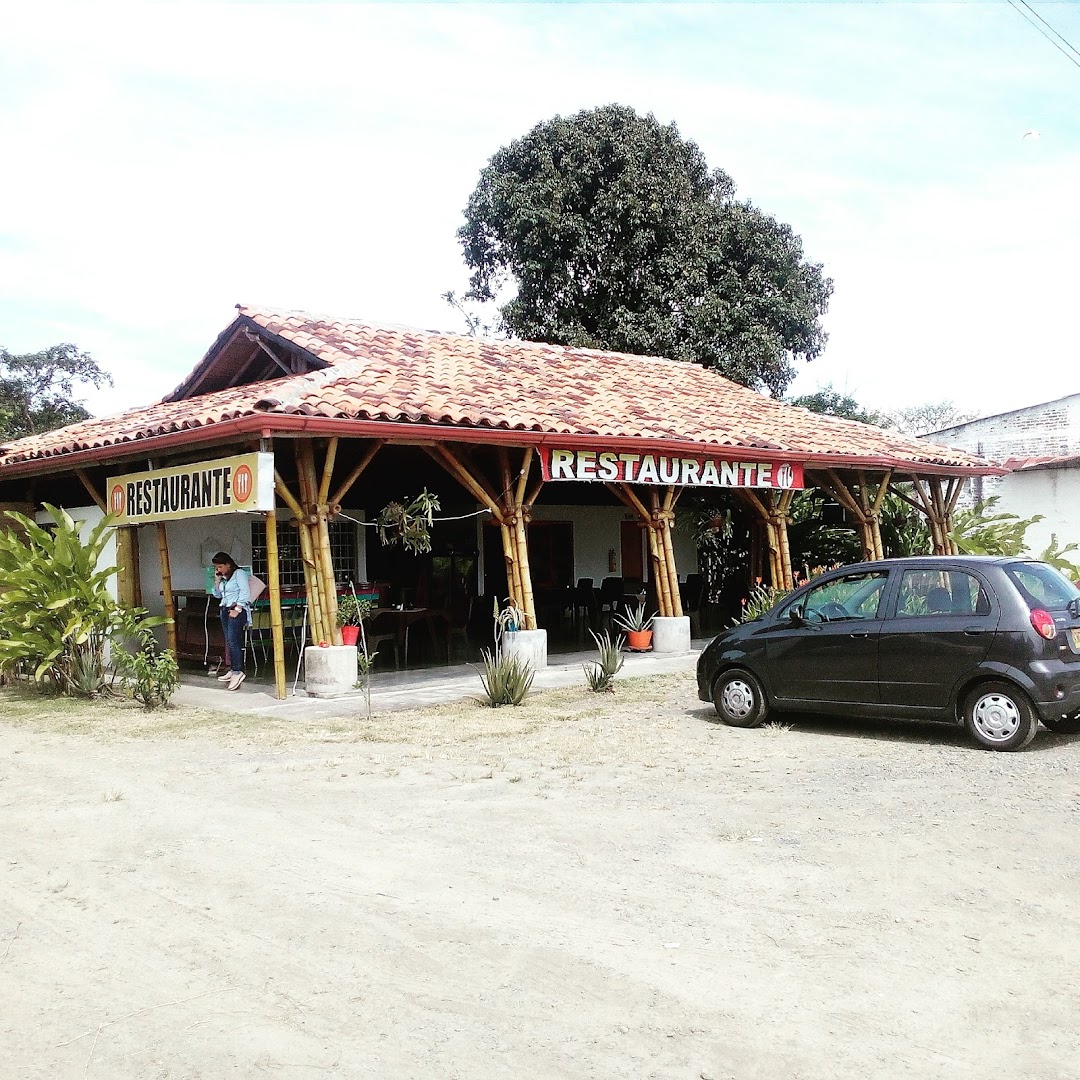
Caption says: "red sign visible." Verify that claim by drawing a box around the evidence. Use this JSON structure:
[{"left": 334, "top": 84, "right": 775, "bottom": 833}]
[{"left": 537, "top": 447, "right": 804, "bottom": 490}]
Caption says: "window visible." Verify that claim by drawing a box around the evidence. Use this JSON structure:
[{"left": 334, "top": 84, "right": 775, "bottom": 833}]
[
  {"left": 787, "top": 570, "right": 888, "bottom": 622},
  {"left": 896, "top": 569, "right": 989, "bottom": 617},
  {"left": 1006, "top": 561, "right": 1080, "bottom": 610},
  {"left": 250, "top": 519, "right": 358, "bottom": 592}
]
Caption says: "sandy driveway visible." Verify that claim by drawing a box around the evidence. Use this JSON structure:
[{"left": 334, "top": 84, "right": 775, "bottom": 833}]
[{"left": 2, "top": 672, "right": 1079, "bottom": 1079}]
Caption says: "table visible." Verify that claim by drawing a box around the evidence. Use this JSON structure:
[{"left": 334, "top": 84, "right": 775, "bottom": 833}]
[{"left": 363, "top": 607, "right": 449, "bottom": 667}]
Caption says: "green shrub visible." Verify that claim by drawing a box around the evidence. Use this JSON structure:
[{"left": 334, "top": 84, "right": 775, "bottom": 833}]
[
  {"left": 0, "top": 504, "right": 164, "bottom": 696},
  {"left": 115, "top": 626, "right": 179, "bottom": 709}
]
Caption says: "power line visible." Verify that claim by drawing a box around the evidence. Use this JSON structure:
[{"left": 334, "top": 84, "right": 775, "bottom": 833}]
[
  {"left": 1007, "top": 0, "right": 1080, "bottom": 72},
  {"left": 1017, "top": 0, "right": 1080, "bottom": 61}
]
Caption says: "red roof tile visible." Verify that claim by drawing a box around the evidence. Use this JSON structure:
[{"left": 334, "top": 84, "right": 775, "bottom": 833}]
[{"left": 0, "top": 305, "right": 999, "bottom": 474}]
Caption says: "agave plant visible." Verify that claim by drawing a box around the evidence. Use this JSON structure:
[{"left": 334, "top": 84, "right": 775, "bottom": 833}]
[
  {"left": 478, "top": 647, "right": 534, "bottom": 707},
  {"left": 583, "top": 629, "right": 625, "bottom": 693}
]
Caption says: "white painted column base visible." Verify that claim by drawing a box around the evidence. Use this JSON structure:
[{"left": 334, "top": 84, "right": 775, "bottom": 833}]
[
  {"left": 305, "top": 644, "right": 358, "bottom": 697},
  {"left": 500, "top": 629, "right": 548, "bottom": 669},
  {"left": 652, "top": 616, "right": 691, "bottom": 655}
]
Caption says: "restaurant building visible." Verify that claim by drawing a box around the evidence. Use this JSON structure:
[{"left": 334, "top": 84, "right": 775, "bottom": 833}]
[{"left": 0, "top": 305, "right": 1002, "bottom": 697}]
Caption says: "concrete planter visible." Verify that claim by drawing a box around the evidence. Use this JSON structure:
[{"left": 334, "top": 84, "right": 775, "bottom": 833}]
[
  {"left": 500, "top": 628, "right": 548, "bottom": 670},
  {"left": 305, "top": 644, "right": 358, "bottom": 697},
  {"left": 651, "top": 616, "right": 691, "bottom": 655}
]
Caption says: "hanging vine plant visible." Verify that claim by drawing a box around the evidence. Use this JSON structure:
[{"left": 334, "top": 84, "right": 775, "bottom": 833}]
[{"left": 376, "top": 489, "right": 441, "bottom": 554}]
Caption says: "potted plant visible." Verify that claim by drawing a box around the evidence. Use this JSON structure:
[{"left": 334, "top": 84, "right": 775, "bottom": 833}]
[
  {"left": 613, "top": 600, "right": 655, "bottom": 651},
  {"left": 336, "top": 594, "right": 373, "bottom": 645}
]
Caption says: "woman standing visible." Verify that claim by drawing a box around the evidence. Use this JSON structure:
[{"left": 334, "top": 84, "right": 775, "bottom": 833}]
[{"left": 211, "top": 551, "right": 251, "bottom": 691}]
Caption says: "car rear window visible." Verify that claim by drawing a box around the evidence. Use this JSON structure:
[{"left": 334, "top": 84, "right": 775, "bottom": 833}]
[{"left": 1004, "top": 561, "right": 1080, "bottom": 610}]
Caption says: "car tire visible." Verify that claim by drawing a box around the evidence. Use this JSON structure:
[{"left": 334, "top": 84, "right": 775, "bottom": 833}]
[
  {"left": 1039, "top": 716, "right": 1080, "bottom": 735},
  {"left": 962, "top": 680, "right": 1039, "bottom": 751},
  {"left": 712, "top": 668, "right": 768, "bottom": 728}
]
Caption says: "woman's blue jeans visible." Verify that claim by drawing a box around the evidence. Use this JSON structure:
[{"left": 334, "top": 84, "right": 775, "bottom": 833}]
[{"left": 220, "top": 608, "right": 248, "bottom": 673}]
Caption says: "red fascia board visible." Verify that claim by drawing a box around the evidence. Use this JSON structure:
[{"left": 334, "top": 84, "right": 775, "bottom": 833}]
[{"left": 0, "top": 413, "right": 1008, "bottom": 480}]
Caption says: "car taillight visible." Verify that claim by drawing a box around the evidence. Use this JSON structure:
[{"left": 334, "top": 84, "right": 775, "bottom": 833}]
[{"left": 1030, "top": 608, "right": 1057, "bottom": 640}]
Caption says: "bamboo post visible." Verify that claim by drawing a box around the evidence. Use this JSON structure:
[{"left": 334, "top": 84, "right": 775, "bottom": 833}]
[
  {"left": 129, "top": 526, "right": 143, "bottom": 607},
  {"left": 512, "top": 451, "right": 537, "bottom": 630},
  {"left": 775, "top": 490, "right": 796, "bottom": 589},
  {"left": 155, "top": 523, "right": 177, "bottom": 657},
  {"left": 289, "top": 447, "right": 328, "bottom": 642},
  {"left": 317, "top": 437, "right": 339, "bottom": 506},
  {"left": 300, "top": 440, "right": 339, "bottom": 642},
  {"left": 648, "top": 491, "right": 674, "bottom": 617},
  {"left": 498, "top": 450, "right": 531, "bottom": 627},
  {"left": 264, "top": 508, "right": 287, "bottom": 699},
  {"left": 658, "top": 487, "right": 683, "bottom": 617}
]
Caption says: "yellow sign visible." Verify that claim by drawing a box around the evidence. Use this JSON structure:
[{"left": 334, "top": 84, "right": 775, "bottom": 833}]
[{"left": 107, "top": 453, "right": 275, "bottom": 525}]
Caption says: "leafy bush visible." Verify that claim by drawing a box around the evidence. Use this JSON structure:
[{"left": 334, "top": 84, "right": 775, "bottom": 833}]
[
  {"left": 949, "top": 497, "right": 1038, "bottom": 557},
  {"left": 115, "top": 626, "right": 179, "bottom": 709},
  {"left": 0, "top": 504, "right": 164, "bottom": 696},
  {"left": 478, "top": 648, "right": 534, "bottom": 707},
  {"left": 337, "top": 593, "right": 373, "bottom": 626},
  {"left": 583, "top": 630, "right": 625, "bottom": 692}
]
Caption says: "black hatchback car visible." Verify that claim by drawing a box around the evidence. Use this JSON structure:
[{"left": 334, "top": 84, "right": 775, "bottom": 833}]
[{"left": 697, "top": 556, "right": 1080, "bottom": 751}]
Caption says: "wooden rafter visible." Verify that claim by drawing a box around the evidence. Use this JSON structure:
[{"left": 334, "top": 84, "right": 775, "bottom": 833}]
[
  {"left": 330, "top": 439, "right": 384, "bottom": 508},
  {"left": 75, "top": 469, "right": 106, "bottom": 512}
]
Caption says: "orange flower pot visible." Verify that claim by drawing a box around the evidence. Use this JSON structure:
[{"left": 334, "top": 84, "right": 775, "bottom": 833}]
[{"left": 626, "top": 629, "right": 653, "bottom": 651}]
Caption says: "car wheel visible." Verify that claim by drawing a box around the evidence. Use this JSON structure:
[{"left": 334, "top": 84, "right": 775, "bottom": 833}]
[
  {"left": 962, "top": 681, "right": 1038, "bottom": 751},
  {"left": 1040, "top": 716, "right": 1080, "bottom": 735},
  {"left": 712, "top": 668, "right": 768, "bottom": 728}
]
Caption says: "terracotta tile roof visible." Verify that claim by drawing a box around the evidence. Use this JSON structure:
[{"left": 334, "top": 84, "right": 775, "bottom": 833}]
[{"left": 0, "top": 305, "right": 997, "bottom": 473}]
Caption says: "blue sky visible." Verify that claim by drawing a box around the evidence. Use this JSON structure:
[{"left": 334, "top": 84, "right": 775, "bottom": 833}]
[{"left": 2, "top": 1, "right": 1078, "bottom": 422}]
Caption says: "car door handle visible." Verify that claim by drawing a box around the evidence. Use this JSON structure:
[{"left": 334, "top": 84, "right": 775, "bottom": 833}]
[
  {"left": 849, "top": 631, "right": 870, "bottom": 638},
  {"left": 962, "top": 628, "right": 986, "bottom": 636}
]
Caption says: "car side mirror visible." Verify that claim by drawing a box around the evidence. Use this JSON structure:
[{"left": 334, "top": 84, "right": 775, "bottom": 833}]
[{"left": 788, "top": 606, "right": 806, "bottom": 626}]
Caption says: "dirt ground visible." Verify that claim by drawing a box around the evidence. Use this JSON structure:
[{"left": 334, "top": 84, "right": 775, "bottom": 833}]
[{"left": 2, "top": 672, "right": 1080, "bottom": 1080}]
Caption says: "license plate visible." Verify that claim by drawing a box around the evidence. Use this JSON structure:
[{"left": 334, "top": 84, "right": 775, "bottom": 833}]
[{"left": 1071, "top": 629, "right": 1080, "bottom": 652}]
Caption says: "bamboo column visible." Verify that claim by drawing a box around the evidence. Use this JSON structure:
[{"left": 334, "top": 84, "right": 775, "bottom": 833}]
[
  {"left": 811, "top": 469, "right": 890, "bottom": 562},
  {"left": 295, "top": 440, "right": 339, "bottom": 642},
  {"left": 736, "top": 490, "right": 794, "bottom": 590},
  {"left": 424, "top": 443, "right": 541, "bottom": 627},
  {"left": 276, "top": 467, "right": 328, "bottom": 644},
  {"left": 498, "top": 448, "right": 535, "bottom": 628},
  {"left": 603, "top": 482, "right": 684, "bottom": 616},
  {"left": 264, "top": 508, "right": 287, "bottom": 699},
  {"left": 510, "top": 449, "right": 537, "bottom": 629},
  {"left": 304, "top": 439, "right": 340, "bottom": 641},
  {"left": 155, "top": 523, "right": 177, "bottom": 656},
  {"left": 905, "top": 475, "right": 950, "bottom": 555}
]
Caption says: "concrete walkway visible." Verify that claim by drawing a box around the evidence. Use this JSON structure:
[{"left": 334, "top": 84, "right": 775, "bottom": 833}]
[{"left": 172, "top": 642, "right": 706, "bottom": 722}]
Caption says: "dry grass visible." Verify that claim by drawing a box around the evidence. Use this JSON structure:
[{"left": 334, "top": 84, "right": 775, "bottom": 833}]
[{"left": 0, "top": 672, "right": 704, "bottom": 768}]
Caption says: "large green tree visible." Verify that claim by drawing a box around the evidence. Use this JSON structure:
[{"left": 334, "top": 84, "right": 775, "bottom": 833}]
[
  {"left": 0, "top": 343, "right": 112, "bottom": 441},
  {"left": 457, "top": 104, "right": 833, "bottom": 396}
]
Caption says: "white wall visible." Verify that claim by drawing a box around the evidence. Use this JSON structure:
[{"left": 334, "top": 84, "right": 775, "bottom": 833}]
[
  {"left": 991, "top": 465, "right": 1080, "bottom": 558},
  {"left": 931, "top": 392, "right": 1080, "bottom": 506}
]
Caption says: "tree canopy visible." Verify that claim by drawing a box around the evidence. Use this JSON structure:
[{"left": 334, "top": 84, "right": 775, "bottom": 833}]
[
  {"left": 0, "top": 343, "right": 112, "bottom": 442},
  {"left": 787, "top": 384, "right": 890, "bottom": 427},
  {"left": 457, "top": 104, "right": 833, "bottom": 397},
  {"left": 885, "top": 400, "right": 976, "bottom": 436}
]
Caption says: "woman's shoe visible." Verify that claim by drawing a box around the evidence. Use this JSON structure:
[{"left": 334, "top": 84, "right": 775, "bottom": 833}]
[{"left": 227, "top": 672, "right": 246, "bottom": 691}]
